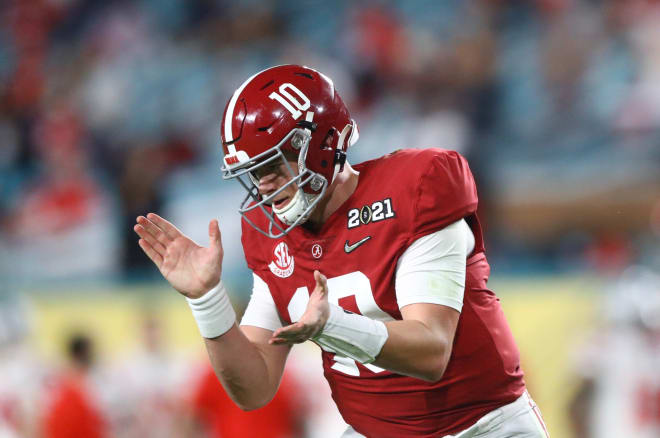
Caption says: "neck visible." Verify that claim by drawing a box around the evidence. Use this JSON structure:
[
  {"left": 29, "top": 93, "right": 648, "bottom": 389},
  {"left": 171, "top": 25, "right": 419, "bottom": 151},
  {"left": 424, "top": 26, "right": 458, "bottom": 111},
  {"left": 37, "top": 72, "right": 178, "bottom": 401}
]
[{"left": 305, "top": 163, "right": 359, "bottom": 231}]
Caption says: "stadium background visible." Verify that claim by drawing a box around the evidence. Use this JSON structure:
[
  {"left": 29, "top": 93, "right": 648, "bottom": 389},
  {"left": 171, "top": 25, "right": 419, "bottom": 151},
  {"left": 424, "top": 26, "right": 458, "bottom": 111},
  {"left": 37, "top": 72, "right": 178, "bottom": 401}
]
[{"left": 1, "top": 0, "right": 659, "bottom": 437}]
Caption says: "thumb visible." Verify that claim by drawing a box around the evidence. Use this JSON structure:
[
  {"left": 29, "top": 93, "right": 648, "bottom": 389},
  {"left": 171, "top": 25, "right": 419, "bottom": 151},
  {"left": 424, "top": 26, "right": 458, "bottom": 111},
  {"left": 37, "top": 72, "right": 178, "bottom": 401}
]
[
  {"left": 313, "top": 270, "right": 328, "bottom": 296},
  {"left": 208, "top": 219, "right": 222, "bottom": 250}
]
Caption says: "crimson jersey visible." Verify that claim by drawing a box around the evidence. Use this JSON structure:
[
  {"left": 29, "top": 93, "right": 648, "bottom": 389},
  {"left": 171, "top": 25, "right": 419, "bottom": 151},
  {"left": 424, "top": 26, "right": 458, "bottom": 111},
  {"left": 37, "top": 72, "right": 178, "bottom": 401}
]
[{"left": 241, "top": 148, "right": 525, "bottom": 437}]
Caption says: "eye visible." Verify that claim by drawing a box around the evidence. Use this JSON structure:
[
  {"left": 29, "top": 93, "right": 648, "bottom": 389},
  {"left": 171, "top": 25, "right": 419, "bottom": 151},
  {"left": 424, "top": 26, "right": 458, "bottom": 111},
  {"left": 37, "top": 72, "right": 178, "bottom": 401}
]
[{"left": 251, "top": 162, "right": 281, "bottom": 181}]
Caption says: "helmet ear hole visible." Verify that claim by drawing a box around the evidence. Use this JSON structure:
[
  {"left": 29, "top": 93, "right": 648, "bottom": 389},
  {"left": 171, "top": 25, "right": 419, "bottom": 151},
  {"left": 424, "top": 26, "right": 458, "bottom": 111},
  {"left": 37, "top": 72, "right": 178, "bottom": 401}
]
[{"left": 321, "top": 129, "right": 335, "bottom": 151}]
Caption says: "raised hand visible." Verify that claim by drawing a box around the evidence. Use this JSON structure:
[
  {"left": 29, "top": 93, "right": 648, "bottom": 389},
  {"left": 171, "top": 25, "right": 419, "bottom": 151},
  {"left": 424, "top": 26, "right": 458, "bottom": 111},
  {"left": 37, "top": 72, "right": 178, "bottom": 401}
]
[
  {"left": 269, "top": 270, "right": 330, "bottom": 345},
  {"left": 134, "top": 213, "right": 223, "bottom": 299}
]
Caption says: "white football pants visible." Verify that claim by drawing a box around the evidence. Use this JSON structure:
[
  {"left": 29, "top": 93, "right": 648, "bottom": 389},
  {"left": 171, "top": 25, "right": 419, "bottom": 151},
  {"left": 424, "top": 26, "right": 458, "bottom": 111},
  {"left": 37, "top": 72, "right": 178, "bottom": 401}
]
[{"left": 341, "top": 391, "right": 549, "bottom": 438}]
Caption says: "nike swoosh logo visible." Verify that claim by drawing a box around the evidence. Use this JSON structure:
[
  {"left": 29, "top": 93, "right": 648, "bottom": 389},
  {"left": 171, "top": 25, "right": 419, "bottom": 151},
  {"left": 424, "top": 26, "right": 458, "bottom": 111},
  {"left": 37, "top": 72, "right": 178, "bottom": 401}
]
[{"left": 344, "top": 236, "right": 371, "bottom": 253}]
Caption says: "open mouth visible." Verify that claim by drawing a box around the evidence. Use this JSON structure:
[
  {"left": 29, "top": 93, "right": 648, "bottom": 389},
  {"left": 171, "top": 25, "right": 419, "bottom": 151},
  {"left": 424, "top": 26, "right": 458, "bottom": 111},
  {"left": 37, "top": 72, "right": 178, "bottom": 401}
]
[{"left": 273, "top": 196, "right": 291, "bottom": 210}]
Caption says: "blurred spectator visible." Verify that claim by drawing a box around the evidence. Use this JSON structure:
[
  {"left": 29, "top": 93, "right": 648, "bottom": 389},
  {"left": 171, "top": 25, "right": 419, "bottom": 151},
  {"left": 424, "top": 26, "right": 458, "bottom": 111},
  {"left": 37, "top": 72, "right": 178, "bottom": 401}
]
[
  {"left": 0, "top": 295, "right": 44, "bottom": 438},
  {"left": 3, "top": 100, "right": 118, "bottom": 281},
  {"left": 582, "top": 232, "right": 635, "bottom": 274},
  {"left": 613, "top": 1, "right": 660, "bottom": 133},
  {"left": 189, "top": 362, "right": 305, "bottom": 438},
  {"left": 9, "top": 102, "right": 97, "bottom": 237},
  {"left": 99, "top": 310, "right": 189, "bottom": 438},
  {"left": 40, "top": 332, "right": 108, "bottom": 438},
  {"left": 569, "top": 266, "right": 660, "bottom": 438}
]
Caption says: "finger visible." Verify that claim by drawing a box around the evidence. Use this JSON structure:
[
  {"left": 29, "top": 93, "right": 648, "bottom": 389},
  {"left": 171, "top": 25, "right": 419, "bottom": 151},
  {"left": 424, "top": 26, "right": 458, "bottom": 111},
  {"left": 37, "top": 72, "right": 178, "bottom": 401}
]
[
  {"left": 146, "top": 212, "right": 181, "bottom": 240},
  {"left": 313, "top": 270, "right": 328, "bottom": 296},
  {"left": 272, "top": 324, "right": 298, "bottom": 339},
  {"left": 137, "top": 215, "right": 172, "bottom": 246},
  {"left": 272, "top": 323, "right": 304, "bottom": 340},
  {"left": 269, "top": 337, "right": 304, "bottom": 345},
  {"left": 134, "top": 224, "right": 167, "bottom": 255},
  {"left": 273, "top": 323, "right": 317, "bottom": 341},
  {"left": 270, "top": 329, "right": 310, "bottom": 344},
  {"left": 138, "top": 238, "right": 163, "bottom": 268}
]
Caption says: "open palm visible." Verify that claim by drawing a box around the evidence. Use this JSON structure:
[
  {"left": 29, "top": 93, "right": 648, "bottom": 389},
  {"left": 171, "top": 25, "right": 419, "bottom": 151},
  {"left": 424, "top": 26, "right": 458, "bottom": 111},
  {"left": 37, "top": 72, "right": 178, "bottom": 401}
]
[
  {"left": 134, "top": 213, "right": 223, "bottom": 299},
  {"left": 270, "top": 270, "right": 330, "bottom": 345}
]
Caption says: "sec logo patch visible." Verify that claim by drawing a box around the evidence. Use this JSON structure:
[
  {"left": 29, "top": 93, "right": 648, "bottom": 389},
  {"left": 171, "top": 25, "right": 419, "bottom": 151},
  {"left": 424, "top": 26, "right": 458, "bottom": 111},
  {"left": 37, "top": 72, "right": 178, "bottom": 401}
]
[{"left": 269, "top": 241, "right": 294, "bottom": 278}]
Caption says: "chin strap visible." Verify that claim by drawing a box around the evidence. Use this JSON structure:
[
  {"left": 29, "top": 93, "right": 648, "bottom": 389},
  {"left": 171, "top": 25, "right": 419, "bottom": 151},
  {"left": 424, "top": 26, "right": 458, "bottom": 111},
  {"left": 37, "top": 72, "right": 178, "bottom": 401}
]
[
  {"left": 296, "top": 119, "right": 317, "bottom": 132},
  {"left": 334, "top": 149, "right": 347, "bottom": 167}
]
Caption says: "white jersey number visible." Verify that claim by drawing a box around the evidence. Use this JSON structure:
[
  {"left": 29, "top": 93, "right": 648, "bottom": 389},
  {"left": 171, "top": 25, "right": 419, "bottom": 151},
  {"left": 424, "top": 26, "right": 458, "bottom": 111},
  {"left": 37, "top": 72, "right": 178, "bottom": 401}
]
[
  {"left": 269, "top": 83, "right": 310, "bottom": 120},
  {"left": 287, "top": 271, "right": 394, "bottom": 376}
]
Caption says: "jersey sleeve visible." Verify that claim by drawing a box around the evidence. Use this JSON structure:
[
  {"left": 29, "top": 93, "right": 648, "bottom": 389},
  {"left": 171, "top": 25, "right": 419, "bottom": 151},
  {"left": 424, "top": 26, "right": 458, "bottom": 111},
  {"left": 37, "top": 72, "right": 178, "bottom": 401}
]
[
  {"left": 411, "top": 150, "right": 478, "bottom": 240},
  {"left": 395, "top": 219, "right": 475, "bottom": 312},
  {"left": 240, "top": 273, "right": 283, "bottom": 331}
]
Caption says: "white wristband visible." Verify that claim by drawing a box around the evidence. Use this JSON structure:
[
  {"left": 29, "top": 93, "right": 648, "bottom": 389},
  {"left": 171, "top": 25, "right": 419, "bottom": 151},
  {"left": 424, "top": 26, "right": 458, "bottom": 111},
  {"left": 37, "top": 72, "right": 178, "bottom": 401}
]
[
  {"left": 312, "top": 304, "right": 388, "bottom": 364},
  {"left": 186, "top": 281, "right": 236, "bottom": 339}
]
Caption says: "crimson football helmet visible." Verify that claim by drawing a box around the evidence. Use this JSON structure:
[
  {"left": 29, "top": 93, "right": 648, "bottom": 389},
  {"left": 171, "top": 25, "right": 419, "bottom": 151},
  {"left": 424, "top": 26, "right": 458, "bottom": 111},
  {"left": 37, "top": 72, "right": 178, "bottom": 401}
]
[{"left": 220, "top": 65, "right": 359, "bottom": 238}]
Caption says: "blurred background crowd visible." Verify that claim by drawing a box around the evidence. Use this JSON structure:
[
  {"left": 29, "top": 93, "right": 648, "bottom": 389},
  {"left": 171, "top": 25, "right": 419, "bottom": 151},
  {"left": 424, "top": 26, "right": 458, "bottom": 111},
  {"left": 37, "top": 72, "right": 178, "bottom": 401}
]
[{"left": 0, "top": 0, "right": 659, "bottom": 437}]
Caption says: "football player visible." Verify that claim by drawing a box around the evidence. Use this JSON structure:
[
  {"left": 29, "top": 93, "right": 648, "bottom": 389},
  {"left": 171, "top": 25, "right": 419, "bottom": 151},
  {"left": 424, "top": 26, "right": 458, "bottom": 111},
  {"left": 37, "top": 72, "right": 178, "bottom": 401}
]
[{"left": 134, "top": 65, "right": 548, "bottom": 437}]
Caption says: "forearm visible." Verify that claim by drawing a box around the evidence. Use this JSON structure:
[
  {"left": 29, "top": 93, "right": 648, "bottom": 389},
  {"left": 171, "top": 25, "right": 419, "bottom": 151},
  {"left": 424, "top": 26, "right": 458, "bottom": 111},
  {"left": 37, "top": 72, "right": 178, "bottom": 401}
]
[
  {"left": 374, "top": 319, "right": 453, "bottom": 382},
  {"left": 188, "top": 281, "right": 287, "bottom": 410},
  {"left": 307, "top": 302, "right": 459, "bottom": 383},
  {"left": 203, "top": 325, "right": 285, "bottom": 410}
]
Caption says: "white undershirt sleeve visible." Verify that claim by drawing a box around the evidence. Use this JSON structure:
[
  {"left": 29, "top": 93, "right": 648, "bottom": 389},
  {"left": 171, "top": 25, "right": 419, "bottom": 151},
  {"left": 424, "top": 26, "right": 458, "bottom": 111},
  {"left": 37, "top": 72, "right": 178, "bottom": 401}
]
[
  {"left": 395, "top": 219, "right": 476, "bottom": 312},
  {"left": 240, "top": 273, "right": 283, "bottom": 331}
]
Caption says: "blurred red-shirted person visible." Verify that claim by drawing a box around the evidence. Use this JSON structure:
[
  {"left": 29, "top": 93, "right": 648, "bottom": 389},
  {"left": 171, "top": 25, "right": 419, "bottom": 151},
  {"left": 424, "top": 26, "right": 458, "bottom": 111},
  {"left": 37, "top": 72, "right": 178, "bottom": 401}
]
[
  {"left": 189, "top": 361, "right": 305, "bottom": 438},
  {"left": 41, "top": 333, "right": 107, "bottom": 438}
]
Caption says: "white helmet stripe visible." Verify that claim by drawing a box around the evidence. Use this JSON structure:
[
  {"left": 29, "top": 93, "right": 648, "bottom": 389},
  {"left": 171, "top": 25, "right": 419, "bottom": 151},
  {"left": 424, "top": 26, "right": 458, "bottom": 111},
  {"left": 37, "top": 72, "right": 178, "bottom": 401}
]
[{"left": 223, "top": 70, "right": 264, "bottom": 143}]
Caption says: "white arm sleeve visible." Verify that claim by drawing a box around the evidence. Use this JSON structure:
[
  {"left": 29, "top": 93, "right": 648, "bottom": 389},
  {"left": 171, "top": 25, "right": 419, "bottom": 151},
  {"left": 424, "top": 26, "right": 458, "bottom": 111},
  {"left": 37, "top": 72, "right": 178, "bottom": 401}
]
[
  {"left": 239, "top": 273, "right": 283, "bottom": 331},
  {"left": 395, "top": 219, "right": 475, "bottom": 312}
]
